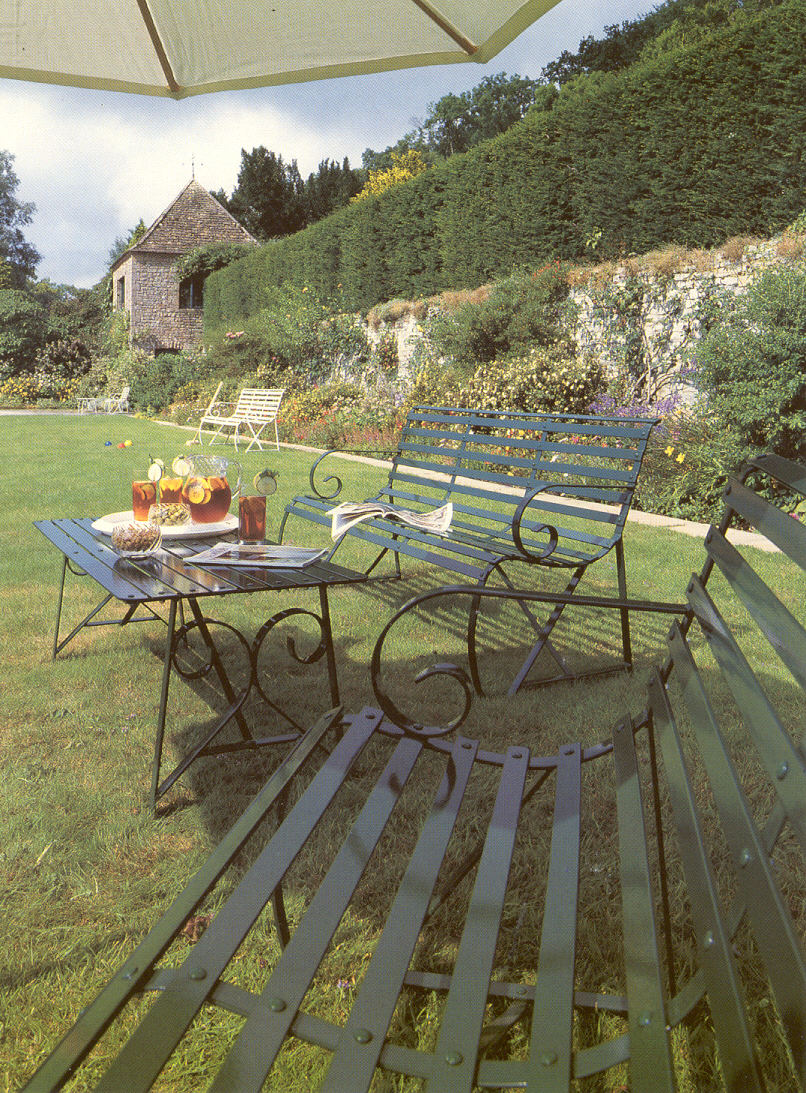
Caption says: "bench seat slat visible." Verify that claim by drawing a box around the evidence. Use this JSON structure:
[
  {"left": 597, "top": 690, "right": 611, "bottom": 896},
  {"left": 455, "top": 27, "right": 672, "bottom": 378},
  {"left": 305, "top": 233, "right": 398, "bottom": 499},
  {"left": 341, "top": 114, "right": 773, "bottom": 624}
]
[
  {"left": 320, "top": 737, "right": 480, "bottom": 1092},
  {"left": 527, "top": 744, "right": 582, "bottom": 1090},
  {"left": 613, "top": 720, "right": 676, "bottom": 1091},
  {"left": 427, "top": 745, "right": 531, "bottom": 1092},
  {"left": 648, "top": 665, "right": 765, "bottom": 1092},
  {"left": 93, "top": 710, "right": 382, "bottom": 1093},
  {"left": 207, "top": 732, "right": 427, "bottom": 1093},
  {"left": 666, "top": 627, "right": 806, "bottom": 1067},
  {"left": 705, "top": 527, "right": 806, "bottom": 690},
  {"left": 686, "top": 575, "right": 806, "bottom": 851}
]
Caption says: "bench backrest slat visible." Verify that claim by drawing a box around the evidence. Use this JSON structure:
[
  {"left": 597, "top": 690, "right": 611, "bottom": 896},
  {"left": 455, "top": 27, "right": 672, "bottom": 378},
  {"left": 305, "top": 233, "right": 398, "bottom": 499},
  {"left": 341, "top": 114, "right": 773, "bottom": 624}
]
[
  {"left": 656, "top": 455, "right": 806, "bottom": 1084},
  {"left": 232, "top": 388, "right": 284, "bottom": 422},
  {"left": 383, "top": 405, "right": 656, "bottom": 562}
]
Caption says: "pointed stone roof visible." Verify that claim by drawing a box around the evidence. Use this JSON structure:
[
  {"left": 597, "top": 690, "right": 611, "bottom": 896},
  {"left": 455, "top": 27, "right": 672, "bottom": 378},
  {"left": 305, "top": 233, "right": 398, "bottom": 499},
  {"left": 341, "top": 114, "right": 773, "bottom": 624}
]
[{"left": 112, "top": 179, "right": 255, "bottom": 268}]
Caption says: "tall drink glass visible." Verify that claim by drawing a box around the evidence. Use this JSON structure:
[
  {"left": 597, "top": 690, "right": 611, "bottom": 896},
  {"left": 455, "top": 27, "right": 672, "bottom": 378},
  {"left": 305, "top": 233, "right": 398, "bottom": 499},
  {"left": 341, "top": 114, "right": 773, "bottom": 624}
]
[
  {"left": 132, "top": 480, "right": 157, "bottom": 521},
  {"left": 238, "top": 495, "right": 266, "bottom": 542}
]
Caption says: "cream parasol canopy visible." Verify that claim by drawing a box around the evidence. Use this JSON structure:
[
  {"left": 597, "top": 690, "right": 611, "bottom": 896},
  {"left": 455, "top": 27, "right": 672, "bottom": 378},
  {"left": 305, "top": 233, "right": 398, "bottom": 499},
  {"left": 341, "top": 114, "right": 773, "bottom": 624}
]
[{"left": 0, "top": 1, "right": 562, "bottom": 99}]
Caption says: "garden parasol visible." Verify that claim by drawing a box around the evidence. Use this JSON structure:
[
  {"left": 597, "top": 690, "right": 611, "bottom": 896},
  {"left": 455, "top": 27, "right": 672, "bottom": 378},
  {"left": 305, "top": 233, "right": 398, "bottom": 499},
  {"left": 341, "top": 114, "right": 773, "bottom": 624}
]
[{"left": 0, "top": 1, "right": 562, "bottom": 99}]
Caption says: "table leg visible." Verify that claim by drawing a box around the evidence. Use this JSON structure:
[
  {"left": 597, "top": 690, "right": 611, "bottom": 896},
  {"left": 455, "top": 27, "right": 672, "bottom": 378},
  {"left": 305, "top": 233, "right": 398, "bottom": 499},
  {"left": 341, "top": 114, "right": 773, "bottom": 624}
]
[
  {"left": 150, "top": 599, "right": 178, "bottom": 811},
  {"left": 319, "top": 585, "right": 340, "bottom": 706},
  {"left": 52, "top": 555, "right": 68, "bottom": 660},
  {"left": 186, "top": 598, "right": 252, "bottom": 741}
]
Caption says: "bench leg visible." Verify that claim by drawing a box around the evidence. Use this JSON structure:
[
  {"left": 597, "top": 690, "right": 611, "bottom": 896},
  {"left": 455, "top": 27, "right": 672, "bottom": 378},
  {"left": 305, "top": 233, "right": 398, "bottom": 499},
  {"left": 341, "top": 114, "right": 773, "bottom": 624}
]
[
  {"left": 467, "top": 563, "right": 579, "bottom": 695},
  {"left": 616, "top": 537, "right": 633, "bottom": 669},
  {"left": 243, "top": 421, "right": 268, "bottom": 452},
  {"left": 503, "top": 569, "right": 579, "bottom": 695}
]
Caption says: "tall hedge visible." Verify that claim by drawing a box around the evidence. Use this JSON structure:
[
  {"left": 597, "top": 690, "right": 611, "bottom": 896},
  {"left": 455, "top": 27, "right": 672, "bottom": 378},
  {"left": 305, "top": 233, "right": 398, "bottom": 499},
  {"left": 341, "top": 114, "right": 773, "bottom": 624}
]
[{"left": 205, "top": 0, "right": 806, "bottom": 332}]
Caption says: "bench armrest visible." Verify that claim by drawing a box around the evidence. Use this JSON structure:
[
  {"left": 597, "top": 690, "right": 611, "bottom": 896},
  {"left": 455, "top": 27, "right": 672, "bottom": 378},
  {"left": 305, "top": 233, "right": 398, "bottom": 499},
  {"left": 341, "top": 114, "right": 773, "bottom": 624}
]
[
  {"left": 511, "top": 484, "right": 562, "bottom": 562},
  {"left": 307, "top": 447, "right": 396, "bottom": 500},
  {"left": 371, "top": 584, "right": 687, "bottom": 740}
]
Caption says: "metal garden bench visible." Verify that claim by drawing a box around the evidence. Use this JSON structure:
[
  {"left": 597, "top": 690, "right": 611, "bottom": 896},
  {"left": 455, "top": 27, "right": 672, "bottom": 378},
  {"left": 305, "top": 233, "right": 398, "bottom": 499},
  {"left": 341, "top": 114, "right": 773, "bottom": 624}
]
[
  {"left": 281, "top": 405, "right": 659, "bottom": 693},
  {"left": 25, "top": 452, "right": 806, "bottom": 1091},
  {"left": 190, "top": 386, "right": 284, "bottom": 452}
]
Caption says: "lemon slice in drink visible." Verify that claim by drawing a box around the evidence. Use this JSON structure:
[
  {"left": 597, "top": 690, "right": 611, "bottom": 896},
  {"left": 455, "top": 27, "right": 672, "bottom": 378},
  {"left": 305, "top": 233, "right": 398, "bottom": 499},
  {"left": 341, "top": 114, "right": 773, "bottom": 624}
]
[
  {"left": 147, "top": 459, "right": 164, "bottom": 483},
  {"left": 172, "top": 456, "right": 190, "bottom": 477},
  {"left": 186, "top": 479, "right": 211, "bottom": 504},
  {"left": 253, "top": 470, "right": 278, "bottom": 496}
]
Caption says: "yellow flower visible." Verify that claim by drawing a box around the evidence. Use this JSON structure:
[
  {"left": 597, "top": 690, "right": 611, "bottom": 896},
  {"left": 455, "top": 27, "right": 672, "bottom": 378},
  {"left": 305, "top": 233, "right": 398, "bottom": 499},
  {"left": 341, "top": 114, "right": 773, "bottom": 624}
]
[
  {"left": 676, "top": 452, "right": 686, "bottom": 464},
  {"left": 665, "top": 445, "right": 675, "bottom": 457}
]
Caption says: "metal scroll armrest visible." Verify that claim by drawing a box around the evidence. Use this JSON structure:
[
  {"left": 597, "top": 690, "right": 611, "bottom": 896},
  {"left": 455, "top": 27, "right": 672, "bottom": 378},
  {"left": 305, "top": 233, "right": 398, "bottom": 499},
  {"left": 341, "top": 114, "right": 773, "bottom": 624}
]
[
  {"left": 511, "top": 483, "right": 564, "bottom": 562},
  {"left": 307, "top": 447, "right": 395, "bottom": 501},
  {"left": 370, "top": 583, "right": 688, "bottom": 740}
]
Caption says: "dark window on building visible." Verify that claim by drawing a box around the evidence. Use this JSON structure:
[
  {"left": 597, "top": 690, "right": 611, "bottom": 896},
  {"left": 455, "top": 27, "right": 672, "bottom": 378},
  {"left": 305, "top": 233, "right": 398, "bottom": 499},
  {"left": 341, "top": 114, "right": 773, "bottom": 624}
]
[
  {"left": 179, "top": 274, "right": 204, "bottom": 309},
  {"left": 116, "top": 276, "right": 125, "bottom": 309}
]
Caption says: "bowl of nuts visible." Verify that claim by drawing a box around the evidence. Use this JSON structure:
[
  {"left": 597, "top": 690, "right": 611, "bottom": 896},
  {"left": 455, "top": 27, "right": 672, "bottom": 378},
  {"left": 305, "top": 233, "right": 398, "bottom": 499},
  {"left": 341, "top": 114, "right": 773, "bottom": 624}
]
[
  {"left": 110, "top": 521, "right": 162, "bottom": 558},
  {"left": 147, "top": 501, "right": 192, "bottom": 527}
]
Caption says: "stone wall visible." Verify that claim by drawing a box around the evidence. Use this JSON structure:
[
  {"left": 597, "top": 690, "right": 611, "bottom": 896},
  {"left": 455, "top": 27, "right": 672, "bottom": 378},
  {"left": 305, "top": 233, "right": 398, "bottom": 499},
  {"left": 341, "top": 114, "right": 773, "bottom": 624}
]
[
  {"left": 366, "top": 235, "right": 796, "bottom": 401},
  {"left": 129, "top": 252, "right": 204, "bottom": 352},
  {"left": 567, "top": 239, "right": 784, "bottom": 403}
]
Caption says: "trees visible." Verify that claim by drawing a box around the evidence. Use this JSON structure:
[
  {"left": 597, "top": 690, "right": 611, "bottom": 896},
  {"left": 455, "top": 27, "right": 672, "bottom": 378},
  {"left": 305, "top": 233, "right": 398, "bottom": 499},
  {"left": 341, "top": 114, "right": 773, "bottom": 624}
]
[
  {"left": 225, "top": 147, "right": 306, "bottom": 240},
  {"left": 302, "top": 158, "right": 362, "bottom": 223},
  {"left": 362, "top": 73, "right": 540, "bottom": 167},
  {"left": 421, "top": 73, "right": 540, "bottom": 156},
  {"left": 0, "top": 150, "right": 40, "bottom": 288},
  {"left": 0, "top": 289, "right": 47, "bottom": 374}
]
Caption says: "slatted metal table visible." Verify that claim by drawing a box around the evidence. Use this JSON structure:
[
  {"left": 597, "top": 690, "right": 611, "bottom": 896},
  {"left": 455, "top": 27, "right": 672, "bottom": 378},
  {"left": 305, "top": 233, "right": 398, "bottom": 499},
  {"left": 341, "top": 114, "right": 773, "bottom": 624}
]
[{"left": 34, "top": 518, "right": 366, "bottom": 808}]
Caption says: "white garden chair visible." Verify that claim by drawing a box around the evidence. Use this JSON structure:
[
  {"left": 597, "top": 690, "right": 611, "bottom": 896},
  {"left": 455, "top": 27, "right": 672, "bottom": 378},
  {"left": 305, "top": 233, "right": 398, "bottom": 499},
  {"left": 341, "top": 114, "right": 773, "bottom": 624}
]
[
  {"left": 190, "top": 386, "right": 284, "bottom": 452},
  {"left": 104, "top": 385, "right": 130, "bottom": 413}
]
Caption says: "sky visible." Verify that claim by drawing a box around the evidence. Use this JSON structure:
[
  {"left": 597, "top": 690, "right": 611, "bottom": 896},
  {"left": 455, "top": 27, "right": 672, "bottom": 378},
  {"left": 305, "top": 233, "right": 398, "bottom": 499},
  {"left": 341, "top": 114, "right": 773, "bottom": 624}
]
[{"left": 1, "top": 0, "right": 653, "bottom": 289}]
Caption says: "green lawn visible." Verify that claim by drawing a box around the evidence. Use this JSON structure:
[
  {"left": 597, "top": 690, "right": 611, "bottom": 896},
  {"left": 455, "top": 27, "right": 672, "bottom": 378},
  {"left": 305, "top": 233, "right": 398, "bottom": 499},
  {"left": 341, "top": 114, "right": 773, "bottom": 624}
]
[{"left": 1, "top": 415, "right": 802, "bottom": 1090}]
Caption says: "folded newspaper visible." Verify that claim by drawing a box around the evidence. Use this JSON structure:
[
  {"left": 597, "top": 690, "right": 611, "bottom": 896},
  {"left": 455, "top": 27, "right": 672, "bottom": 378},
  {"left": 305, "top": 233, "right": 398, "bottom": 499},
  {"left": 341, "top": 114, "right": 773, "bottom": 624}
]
[{"left": 330, "top": 501, "right": 452, "bottom": 540}]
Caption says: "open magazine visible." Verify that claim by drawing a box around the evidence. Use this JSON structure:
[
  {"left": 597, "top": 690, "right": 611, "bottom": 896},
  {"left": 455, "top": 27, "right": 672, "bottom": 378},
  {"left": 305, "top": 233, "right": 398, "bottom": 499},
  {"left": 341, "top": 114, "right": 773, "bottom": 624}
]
[
  {"left": 190, "top": 543, "right": 329, "bottom": 568},
  {"left": 330, "top": 501, "right": 452, "bottom": 540}
]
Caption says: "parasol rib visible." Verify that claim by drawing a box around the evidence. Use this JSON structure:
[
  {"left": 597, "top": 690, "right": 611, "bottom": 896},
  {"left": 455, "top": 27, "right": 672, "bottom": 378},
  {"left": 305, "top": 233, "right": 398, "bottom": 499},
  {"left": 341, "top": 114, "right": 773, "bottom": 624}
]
[
  {"left": 136, "top": 0, "right": 180, "bottom": 93},
  {"left": 409, "top": 0, "right": 478, "bottom": 55}
]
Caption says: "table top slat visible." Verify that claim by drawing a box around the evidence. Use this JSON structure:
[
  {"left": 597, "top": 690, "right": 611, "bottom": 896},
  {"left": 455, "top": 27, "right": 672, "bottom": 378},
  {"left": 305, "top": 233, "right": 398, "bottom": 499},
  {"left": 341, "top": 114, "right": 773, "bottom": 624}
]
[{"left": 35, "top": 518, "right": 365, "bottom": 604}]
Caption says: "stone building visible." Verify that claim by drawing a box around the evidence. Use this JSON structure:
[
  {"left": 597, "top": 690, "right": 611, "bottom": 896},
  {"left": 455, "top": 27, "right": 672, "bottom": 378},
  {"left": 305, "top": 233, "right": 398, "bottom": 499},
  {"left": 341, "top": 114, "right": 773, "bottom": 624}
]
[{"left": 110, "top": 179, "right": 255, "bottom": 352}]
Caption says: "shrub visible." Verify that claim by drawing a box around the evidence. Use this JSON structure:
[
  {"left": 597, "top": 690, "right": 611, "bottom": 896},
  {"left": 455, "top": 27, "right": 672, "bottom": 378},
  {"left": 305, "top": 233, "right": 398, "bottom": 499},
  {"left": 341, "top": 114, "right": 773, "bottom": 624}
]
[
  {"left": 205, "top": 283, "right": 370, "bottom": 383},
  {"left": 399, "top": 344, "right": 462, "bottom": 413},
  {"left": 32, "top": 339, "right": 92, "bottom": 401},
  {"left": 634, "top": 410, "right": 732, "bottom": 521},
  {"left": 693, "top": 265, "right": 806, "bottom": 469},
  {"left": 427, "top": 264, "right": 572, "bottom": 370},
  {"left": 128, "top": 350, "right": 211, "bottom": 415},
  {"left": 371, "top": 331, "right": 399, "bottom": 377},
  {"left": 0, "top": 372, "right": 39, "bottom": 406},
  {"left": 457, "top": 345, "right": 603, "bottom": 415}
]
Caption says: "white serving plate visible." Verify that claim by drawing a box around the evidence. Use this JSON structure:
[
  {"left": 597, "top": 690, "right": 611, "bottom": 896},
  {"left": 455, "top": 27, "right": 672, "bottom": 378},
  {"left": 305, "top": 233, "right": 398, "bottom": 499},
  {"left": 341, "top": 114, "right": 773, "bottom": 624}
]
[{"left": 92, "top": 511, "right": 239, "bottom": 539}]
